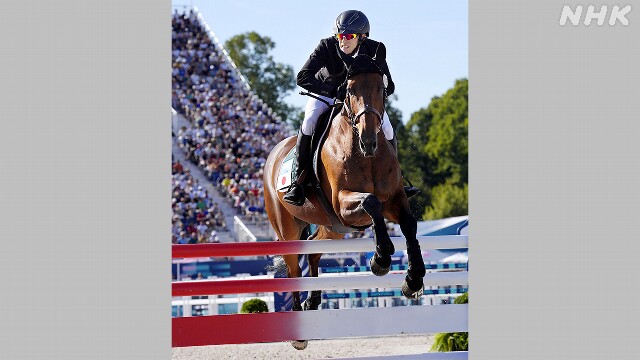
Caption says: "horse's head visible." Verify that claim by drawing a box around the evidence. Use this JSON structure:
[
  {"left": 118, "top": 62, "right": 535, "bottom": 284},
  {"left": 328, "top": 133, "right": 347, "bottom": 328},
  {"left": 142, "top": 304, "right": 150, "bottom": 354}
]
[{"left": 338, "top": 53, "right": 385, "bottom": 158}]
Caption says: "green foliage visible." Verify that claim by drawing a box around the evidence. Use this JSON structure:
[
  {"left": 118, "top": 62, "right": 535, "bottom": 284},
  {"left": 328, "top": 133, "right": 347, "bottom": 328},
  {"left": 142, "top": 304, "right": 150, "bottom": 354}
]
[
  {"left": 288, "top": 108, "right": 306, "bottom": 131},
  {"left": 431, "top": 332, "right": 469, "bottom": 352},
  {"left": 224, "top": 32, "right": 301, "bottom": 125},
  {"left": 424, "top": 79, "right": 468, "bottom": 185},
  {"left": 430, "top": 291, "right": 469, "bottom": 352},
  {"left": 240, "top": 298, "right": 269, "bottom": 314},
  {"left": 424, "top": 182, "right": 468, "bottom": 220},
  {"left": 397, "top": 79, "right": 468, "bottom": 220},
  {"left": 454, "top": 291, "right": 468, "bottom": 304}
]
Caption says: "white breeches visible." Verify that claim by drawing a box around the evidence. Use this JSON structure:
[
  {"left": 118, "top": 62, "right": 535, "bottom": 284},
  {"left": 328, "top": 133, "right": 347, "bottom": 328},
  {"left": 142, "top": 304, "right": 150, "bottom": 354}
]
[{"left": 301, "top": 94, "right": 394, "bottom": 140}]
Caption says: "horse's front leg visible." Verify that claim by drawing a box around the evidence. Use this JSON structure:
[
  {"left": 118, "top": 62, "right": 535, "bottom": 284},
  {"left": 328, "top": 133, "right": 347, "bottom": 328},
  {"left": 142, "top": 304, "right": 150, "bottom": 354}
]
[
  {"left": 384, "top": 195, "right": 425, "bottom": 299},
  {"left": 338, "top": 190, "right": 395, "bottom": 276}
]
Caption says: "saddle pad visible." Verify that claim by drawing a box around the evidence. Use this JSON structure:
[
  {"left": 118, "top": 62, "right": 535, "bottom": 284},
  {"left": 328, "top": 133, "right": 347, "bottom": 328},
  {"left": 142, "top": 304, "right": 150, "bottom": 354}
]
[{"left": 276, "top": 147, "right": 296, "bottom": 192}]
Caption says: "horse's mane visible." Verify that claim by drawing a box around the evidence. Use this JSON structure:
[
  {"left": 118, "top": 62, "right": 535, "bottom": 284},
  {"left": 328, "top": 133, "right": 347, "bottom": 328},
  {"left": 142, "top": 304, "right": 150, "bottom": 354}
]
[{"left": 345, "top": 54, "right": 383, "bottom": 79}]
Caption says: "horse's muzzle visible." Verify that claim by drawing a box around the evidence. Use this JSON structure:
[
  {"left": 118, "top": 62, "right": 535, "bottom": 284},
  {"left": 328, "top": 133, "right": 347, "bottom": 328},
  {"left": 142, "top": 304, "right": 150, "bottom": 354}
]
[{"left": 359, "top": 138, "right": 377, "bottom": 157}]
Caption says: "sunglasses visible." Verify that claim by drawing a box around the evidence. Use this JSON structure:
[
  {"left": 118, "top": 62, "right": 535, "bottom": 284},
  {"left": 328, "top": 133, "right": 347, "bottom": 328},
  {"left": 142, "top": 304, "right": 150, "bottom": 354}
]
[{"left": 336, "top": 33, "right": 358, "bottom": 41}]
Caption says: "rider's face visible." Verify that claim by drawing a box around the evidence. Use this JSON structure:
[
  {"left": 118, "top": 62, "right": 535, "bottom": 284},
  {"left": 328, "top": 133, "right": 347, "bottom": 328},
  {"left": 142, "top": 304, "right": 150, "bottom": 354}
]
[{"left": 338, "top": 34, "right": 360, "bottom": 55}]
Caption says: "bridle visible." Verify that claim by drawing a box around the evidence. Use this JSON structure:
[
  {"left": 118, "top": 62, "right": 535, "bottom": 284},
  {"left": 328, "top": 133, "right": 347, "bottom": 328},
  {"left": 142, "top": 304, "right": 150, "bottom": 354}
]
[
  {"left": 298, "top": 71, "right": 386, "bottom": 135},
  {"left": 342, "top": 88, "right": 384, "bottom": 134}
]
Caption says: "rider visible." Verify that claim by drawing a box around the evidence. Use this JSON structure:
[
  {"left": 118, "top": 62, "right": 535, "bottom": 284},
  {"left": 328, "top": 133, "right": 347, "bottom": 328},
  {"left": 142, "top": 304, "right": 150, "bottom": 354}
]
[{"left": 283, "top": 9, "right": 419, "bottom": 206}]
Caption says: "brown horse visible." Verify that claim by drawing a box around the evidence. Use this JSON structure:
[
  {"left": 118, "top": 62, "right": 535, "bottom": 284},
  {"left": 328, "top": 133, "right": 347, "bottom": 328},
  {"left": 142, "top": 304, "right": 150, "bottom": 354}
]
[{"left": 263, "top": 54, "right": 425, "bottom": 344}]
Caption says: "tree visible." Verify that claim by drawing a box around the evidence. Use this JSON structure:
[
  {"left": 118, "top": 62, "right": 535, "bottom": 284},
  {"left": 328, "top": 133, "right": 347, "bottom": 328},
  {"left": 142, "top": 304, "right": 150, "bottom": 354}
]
[
  {"left": 398, "top": 79, "right": 468, "bottom": 220},
  {"left": 288, "top": 108, "right": 306, "bottom": 131},
  {"left": 424, "top": 79, "right": 468, "bottom": 187},
  {"left": 224, "top": 32, "right": 300, "bottom": 125},
  {"left": 425, "top": 182, "right": 468, "bottom": 220},
  {"left": 387, "top": 95, "right": 431, "bottom": 219}
]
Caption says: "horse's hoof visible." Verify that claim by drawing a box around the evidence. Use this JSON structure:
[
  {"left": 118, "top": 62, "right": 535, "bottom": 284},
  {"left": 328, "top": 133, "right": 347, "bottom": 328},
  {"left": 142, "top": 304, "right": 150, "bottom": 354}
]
[
  {"left": 370, "top": 255, "right": 391, "bottom": 276},
  {"left": 401, "top": 275, "right": 424, "bottom": 299},
  {"left": 291, "top": 340, "right": 308, "bottom": 350}
]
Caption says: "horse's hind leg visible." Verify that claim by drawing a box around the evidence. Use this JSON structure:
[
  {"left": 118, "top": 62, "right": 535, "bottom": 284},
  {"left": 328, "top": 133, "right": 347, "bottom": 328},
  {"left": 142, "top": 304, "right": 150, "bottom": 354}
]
[
  {"left": 278, "top": 222, "right": 311, "bottom": 350},
  {"left": 384, "top": 194, "right": 425, "bottom": 299},
  {"left": 302, "top": 227, "right": 322, "bottom": 311},
  {"left": 282, "top": 253, "right": 304, "bottom": 311},
  {"left": 266, "top": 194, "right": 308, "bottom": 311},
  {"left": 338, "top": 190, "right": 395, "bottom": 276},
  {"left": 303, "top": 226, "right": 344, "bottom": 311}
]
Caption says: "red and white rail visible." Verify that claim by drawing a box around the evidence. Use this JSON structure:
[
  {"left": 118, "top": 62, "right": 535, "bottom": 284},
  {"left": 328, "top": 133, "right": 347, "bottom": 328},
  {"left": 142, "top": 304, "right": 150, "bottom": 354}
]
[
  {"left": 173, "top": 304, "right": 468, "bottom": 347},
  {"left": 173, "top": 272, "right": 467, "bottom": 296},
  {"left": 172, "top": 235, "right": 468, "bottom": 258},
  {"left": 172, "top": 235, "right": 468, "bottom": 359}
]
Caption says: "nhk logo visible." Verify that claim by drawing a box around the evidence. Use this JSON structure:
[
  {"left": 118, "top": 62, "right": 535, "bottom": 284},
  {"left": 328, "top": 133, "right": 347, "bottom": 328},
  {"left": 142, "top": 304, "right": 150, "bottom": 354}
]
[{"left": 560, "top": 5, "right": 632, "bottom": 25}]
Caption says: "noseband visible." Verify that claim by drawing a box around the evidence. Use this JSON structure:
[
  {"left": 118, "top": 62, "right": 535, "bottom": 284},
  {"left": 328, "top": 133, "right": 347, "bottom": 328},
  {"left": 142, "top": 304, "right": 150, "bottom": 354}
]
[{"left": 342, "top": 90, "right": 383, "bottom": 134}]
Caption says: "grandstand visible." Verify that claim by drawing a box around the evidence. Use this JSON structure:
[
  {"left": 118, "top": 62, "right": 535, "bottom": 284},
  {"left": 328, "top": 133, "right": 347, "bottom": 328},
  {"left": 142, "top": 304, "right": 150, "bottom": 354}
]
[{"left": 171, "top": 7, "right": 291, "bottom": 243}]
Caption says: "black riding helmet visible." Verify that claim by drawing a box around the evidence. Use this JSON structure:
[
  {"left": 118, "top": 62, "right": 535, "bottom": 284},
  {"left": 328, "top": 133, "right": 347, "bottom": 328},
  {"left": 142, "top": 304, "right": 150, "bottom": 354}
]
[{"left": 333, "top": 10, "right": 370, "bottom": 36}]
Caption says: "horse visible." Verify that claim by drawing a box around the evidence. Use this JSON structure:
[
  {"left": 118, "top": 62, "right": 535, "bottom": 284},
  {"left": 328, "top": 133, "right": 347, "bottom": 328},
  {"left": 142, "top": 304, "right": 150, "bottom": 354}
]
[{"left": 263, "top": 53, "right": 425, "bottom": 349}]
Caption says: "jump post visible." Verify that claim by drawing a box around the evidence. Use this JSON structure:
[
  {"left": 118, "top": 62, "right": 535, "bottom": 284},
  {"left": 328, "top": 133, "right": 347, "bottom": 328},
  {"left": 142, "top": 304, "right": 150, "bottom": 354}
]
[{"left": 172, "top": 235, "right": 469, "bottom": 359}]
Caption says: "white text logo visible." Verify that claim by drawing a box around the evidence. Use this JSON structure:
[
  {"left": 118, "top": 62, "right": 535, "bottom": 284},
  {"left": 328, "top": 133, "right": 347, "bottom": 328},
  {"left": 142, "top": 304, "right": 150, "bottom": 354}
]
[{"left": 559, "top": 5, "right": 632, "bottom": 26}]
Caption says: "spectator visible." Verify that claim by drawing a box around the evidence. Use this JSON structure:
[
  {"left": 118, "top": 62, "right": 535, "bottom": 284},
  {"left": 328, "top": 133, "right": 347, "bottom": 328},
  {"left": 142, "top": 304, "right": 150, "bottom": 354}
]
[
  {"left": 177, "top": 231, "right": 190, "bottom": 244},
  {"left": 172, "top": 160, "right": 230, "bottom": 243},
  {"left": 172, "top": 9, "right": 292, "bottom": 219},
  {"left": 207, "top": 230, "right": 220, "bottom": 243}
]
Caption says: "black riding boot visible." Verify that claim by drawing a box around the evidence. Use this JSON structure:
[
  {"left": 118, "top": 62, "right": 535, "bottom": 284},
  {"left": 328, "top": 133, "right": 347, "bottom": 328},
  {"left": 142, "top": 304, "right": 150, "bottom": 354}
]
[
  {"left": 283, "top": 131, "right": 313, "bottom": 206},
  {"left": 389, "top": 136, "right": 420, "bottom": 199}
]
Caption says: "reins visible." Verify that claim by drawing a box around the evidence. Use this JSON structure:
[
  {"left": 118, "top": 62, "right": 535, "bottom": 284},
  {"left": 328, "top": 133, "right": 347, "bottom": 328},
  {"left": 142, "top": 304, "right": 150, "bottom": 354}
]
[{"left": 300, "top": 88, "right": 384, "bottom": 134}]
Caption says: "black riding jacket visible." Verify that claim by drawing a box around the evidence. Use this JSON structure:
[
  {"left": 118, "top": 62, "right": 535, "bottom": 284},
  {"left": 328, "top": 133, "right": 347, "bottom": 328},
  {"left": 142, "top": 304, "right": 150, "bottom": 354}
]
[{"left": 297, "top": 36, "right": 395, "bottom": 98}]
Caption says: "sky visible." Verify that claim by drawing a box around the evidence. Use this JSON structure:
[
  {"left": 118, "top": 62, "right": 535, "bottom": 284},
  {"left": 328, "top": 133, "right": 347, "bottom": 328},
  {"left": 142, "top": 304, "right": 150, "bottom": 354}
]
[{"left": 172, "top": 1, "right": 468, "bottom": 124}]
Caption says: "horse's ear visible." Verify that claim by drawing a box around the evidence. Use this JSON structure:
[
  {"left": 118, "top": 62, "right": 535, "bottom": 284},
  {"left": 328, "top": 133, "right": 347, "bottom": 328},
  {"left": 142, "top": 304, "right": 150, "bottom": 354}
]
[{"left": 336, "top": 45, "right": 354, "bottom": 68}]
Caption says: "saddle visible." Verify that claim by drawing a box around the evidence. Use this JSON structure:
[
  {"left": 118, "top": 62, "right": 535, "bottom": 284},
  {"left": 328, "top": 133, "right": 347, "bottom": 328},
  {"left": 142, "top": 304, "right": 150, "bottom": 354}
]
[{"left": 277, "top": 103, "right": 366, "bottom": 234}]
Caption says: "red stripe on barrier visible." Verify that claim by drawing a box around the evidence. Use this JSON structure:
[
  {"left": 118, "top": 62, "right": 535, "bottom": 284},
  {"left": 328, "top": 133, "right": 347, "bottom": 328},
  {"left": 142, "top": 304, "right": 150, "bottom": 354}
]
[
  {"left": 172, "top": 312, "right": 301, "bottom": 347},
  {"left": 172, "top": 241, "right": 305, "bottom": 258},
  {"left": 172, "top": 236, "right": 468, "bottom": 259},
  {"left": 173, "top": 277, "right": 303, "bottom": 296},
  {"left": 172, "top": 272, "right": 468, "bottom": 296},
  {"left": 172, "top": 305, "right": 469, "bottom": 347}
]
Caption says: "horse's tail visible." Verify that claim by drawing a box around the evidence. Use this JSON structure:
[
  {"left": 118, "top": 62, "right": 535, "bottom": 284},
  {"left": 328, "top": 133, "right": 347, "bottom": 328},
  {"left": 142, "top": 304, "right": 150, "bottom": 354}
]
[{"left": 266, "top": 225, "right": 312, "bottom": 277}]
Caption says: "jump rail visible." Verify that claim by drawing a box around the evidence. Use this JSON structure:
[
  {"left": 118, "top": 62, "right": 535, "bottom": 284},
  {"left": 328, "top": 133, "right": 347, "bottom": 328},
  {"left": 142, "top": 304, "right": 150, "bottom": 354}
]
[
  {"left": 173, "top": 272, "right": 468, "bottom": 296},
  {"left": 172, "top": 235, "right": 468, "bottom": 258},
  {"left": 172, "top": 234, "right": 469, "bottom": 358},
  {"left": 173, "top": 304, "right": 468, "bottom": 347}
]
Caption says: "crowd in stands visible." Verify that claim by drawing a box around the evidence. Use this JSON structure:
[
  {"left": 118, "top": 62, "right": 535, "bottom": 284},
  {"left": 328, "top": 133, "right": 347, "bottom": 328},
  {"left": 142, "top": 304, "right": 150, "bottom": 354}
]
[
  {"left": 171, "top": 9, "right": 399, "bottom": 242},
  {"left": 172, "top": 9, "right": 291, "bottom": 219},
  {"left": 172, "top": 159, "right": 227, "bottom": 244}
]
